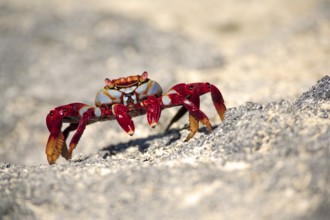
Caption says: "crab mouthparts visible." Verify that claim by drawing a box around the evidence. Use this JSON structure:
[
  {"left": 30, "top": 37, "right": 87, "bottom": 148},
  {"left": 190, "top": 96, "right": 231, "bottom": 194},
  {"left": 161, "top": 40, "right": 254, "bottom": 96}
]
[{"left": 124, "top": 93, "right": 137, "bottom": 105}]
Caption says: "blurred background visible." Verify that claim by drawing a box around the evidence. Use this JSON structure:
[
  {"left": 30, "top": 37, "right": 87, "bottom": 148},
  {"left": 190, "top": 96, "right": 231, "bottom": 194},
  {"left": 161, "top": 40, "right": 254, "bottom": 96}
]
[{"left": 0, "top": 0, "right": 329, "bottom": 165}]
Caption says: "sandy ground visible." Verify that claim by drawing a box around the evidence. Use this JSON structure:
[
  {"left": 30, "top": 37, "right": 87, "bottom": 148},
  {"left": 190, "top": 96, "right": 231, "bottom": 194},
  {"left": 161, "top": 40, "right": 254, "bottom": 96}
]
[
  {"left": 1, "top": 0, "right": 329, "bottom": 165},
  {"left": 0, "top": 1, "right": 329, "bottom": 219}
]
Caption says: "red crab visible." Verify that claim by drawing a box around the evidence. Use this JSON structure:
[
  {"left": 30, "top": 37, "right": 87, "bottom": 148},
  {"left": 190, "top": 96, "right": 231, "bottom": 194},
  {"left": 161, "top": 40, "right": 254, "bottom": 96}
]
[{"left": 45, "top": 71, "right": 226, "bottom": 164}]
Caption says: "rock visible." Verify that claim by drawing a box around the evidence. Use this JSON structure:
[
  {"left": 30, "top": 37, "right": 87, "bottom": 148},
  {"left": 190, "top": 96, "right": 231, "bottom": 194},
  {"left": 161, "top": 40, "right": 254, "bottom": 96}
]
[
  {"left": 0, "top": 76, "right": 329, "bottom": 220},
  {"left": 295, "top": 75, "right": 330, "bottom": 107}
]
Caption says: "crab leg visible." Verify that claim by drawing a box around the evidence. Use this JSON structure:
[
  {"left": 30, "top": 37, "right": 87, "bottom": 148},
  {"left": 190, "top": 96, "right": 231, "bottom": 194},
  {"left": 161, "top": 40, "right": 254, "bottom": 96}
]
[
  {"left": 67, "top": 108, "right": 96, "bottom": 158},
  {"left": 45, "top": 103, "right": 101, "bottom": 164},
  {"left": 180, "top": 93, "right": 203, "bottom": 141},
  {"left": 161, "top": 92, "right": 212, "bottom": 132},
  {"left": 181, "top": 97, "right": 212, "bottom": 132},
  {"left": 184, "top": 114, "right": 200, "bottom": 141},
  {"left": 210, "top": 84, "right": 226, "bottom": 121},
  {"left": 159, "top": 82, "right": 226, "bottom": 141},
  {"left": 165, "top": 83, "right": 226, "bottom": 130},
  {"left": 60, "top": 123, "right": 79, "bottom": 159},
  {"left": 164, "top": 93, "right": 200, "bottom": 132},
  {"left": 185, "top": 92, "right": 201, "bottom": 141}
]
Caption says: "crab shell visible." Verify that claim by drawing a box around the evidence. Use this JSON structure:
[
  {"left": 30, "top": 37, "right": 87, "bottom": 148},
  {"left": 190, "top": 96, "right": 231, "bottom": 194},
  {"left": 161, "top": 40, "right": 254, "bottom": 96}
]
[{"left": 95, "top": 72, "right": 163, "bottom": 107}]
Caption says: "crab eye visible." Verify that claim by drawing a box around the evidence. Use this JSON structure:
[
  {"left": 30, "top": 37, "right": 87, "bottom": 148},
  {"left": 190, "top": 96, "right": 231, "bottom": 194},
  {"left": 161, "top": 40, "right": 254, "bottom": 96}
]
[
  {"left": 49, "top": 111, "right": 53, "bottom": 117},
  {"left": 189, "top": 85, "right": 194, "bottom": 90},
  {"left": 206, "top": 83, "right": 211, "bottom": 88},
  {"left": 140, "top": 71, "right": 148, "bottom": 82},
  {"left": 105, "top": 78, "right": 115, "bottom": 88}
]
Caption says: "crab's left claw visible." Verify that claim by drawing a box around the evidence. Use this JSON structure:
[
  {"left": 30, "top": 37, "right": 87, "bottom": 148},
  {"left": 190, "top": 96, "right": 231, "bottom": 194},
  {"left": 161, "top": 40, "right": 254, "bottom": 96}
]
[{"left": 45, "top": 109, "right": 68, "bottom": 165}]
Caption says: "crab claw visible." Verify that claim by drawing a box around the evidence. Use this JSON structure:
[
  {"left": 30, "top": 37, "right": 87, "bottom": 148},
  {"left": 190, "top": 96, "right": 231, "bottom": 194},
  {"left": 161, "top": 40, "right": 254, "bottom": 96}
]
[
  {"left": 147, "top": 105, "right": 161, "bottom": 128},
  {"left": 143, "top": 95, "right": 162, "bottom": 128},
  {"left": 112, "top": 104, "right": 135, "bottom": 135}
]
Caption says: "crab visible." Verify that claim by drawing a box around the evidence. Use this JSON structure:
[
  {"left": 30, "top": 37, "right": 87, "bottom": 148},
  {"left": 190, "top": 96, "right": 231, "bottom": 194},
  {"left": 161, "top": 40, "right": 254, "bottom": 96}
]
[{"left": 45, "top": 71, "right": 226, "bottom": 164}]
